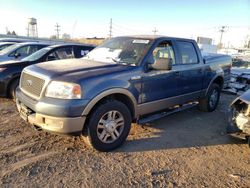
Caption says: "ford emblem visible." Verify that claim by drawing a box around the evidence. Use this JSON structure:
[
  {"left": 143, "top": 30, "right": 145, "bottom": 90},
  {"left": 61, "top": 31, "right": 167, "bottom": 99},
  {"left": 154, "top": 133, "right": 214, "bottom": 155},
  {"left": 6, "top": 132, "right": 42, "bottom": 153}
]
[{"left": 26, "top": 80, "right": 33, "bottom": 86}]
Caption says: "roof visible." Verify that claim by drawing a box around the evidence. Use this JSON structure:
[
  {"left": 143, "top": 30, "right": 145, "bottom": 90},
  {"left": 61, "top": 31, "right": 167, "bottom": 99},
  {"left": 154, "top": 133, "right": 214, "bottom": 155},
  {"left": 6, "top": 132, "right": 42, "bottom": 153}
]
[
  {"left": 46, "top": 43, "right": 96, "bottom": 49},
  {"left": 0, "top": 41, "right": 16, "bottom": 45},
  {"left": 12, "top": 41, "right": 50, "bottom": 46},
  {"left": 120, "top": 35, "right": 194, "bottom": 41}
]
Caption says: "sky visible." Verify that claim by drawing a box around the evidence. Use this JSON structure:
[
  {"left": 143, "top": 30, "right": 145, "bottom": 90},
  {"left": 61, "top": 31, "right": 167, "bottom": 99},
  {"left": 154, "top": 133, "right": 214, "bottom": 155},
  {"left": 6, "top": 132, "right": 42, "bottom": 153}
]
[{"left": 0, "top": 0, "right": 249, "bottom": 47}]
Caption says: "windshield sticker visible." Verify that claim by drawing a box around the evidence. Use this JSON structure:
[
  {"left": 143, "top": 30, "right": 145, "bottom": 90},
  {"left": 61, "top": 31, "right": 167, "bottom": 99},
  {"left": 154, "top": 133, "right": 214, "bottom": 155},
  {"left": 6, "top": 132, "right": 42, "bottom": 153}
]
[{"left": 132, "top": 40, "right": 149, "bottom": 44}]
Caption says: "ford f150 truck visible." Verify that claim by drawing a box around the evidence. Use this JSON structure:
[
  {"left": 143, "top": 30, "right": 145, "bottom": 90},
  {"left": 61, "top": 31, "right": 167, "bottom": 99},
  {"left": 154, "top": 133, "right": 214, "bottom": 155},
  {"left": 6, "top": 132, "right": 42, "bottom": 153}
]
[{"left": 16, "top": 36, "right": 232, "bottom": 151}]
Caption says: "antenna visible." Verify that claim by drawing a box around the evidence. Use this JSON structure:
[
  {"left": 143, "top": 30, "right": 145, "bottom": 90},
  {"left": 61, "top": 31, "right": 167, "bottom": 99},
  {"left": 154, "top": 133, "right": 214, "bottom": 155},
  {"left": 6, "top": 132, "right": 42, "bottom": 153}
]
[{"left": 55, "top": 23, "right": 61, "bottom": 39}]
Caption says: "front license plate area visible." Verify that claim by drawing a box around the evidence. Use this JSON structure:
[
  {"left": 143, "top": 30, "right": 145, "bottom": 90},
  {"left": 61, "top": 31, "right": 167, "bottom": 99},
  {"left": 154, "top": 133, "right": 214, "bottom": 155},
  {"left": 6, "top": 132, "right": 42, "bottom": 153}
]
[{"left": 19, "top": 103, "right": 30, "bottom": 121}]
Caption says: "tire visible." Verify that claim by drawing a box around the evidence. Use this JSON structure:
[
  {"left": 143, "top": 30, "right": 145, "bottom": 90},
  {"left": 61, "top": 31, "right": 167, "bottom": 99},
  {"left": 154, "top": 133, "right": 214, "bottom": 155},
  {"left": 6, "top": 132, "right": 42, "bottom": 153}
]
[
  {"left": 9, "top": 79, "right": 19, "bottom": 100},
  {"left": 84, "top": 100, "right": 132, "bottom": 152},
  {"left": 199, "top": 83, "right": 220, "bottom": 112}
]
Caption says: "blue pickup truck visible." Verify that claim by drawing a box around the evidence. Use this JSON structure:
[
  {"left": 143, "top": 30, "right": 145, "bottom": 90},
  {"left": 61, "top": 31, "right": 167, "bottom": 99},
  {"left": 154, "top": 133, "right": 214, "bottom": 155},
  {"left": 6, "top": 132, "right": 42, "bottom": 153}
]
[{"left": 16, "top": 36, "right": 232, "bottom": 151}]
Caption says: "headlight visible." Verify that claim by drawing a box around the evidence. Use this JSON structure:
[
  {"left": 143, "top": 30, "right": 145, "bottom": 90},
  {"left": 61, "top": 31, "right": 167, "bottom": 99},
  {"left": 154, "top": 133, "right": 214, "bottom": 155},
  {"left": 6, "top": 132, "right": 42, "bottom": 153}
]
[
  {"left": 45, "top": 81, "right": 82, "bottom": 99},
  {"left": 0, "top": 68, "right": 6, "bottom": 72}
]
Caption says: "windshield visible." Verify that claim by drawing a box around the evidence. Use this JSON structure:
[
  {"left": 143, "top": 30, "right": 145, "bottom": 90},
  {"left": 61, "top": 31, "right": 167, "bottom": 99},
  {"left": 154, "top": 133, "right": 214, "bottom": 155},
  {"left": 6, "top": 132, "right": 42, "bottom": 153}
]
[
  {"left": 22, "top": 47, "right": 50, "bottom": 61},
  {"left": 83, "top": 37, "right": 152, "bottom": 65},
  {"left": 0, "top": 43, "right": 22, "bottom": 55},
  {"left": 0, "top": 43, "right": 13, "bottom": 51}
]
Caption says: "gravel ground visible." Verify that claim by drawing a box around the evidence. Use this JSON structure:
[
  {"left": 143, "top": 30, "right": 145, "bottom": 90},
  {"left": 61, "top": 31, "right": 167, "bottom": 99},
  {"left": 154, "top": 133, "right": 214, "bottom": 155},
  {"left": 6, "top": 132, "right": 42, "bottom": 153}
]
[{"left": 0, "top": 94, "right": 250, "bottom": 187}]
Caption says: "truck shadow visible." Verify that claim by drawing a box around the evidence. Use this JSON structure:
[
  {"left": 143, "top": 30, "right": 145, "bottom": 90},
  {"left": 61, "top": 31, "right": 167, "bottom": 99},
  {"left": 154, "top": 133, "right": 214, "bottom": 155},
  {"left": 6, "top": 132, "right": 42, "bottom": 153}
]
[{"left": 116, "top": 105, "right": 247, "bottom": 153}]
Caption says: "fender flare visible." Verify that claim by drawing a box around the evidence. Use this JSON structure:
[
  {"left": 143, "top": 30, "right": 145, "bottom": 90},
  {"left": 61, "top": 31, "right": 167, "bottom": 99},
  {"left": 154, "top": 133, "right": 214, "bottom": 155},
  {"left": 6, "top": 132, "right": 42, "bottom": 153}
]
[
  {"left": 81, "top": 88, "right": 138, "bottom": 118},
  {"left": 205, "top": 74, "right": 224, "bottom": 96}
]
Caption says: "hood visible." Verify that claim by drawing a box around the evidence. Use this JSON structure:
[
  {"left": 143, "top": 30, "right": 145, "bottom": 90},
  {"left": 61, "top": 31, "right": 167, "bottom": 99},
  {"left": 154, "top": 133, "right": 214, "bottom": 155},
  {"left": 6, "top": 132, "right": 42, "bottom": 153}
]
[
  {"left": 232, "top": 89, "right": 250, "bottom": 105},
  {"left": 0, "top": 60, "right": 25, "bottom": 67},
  {"left": 25, "top": 58, "right": 135, "bottom": 81},
  {"left": 0, "top": 55, "right": 10, "bottom": 63}
]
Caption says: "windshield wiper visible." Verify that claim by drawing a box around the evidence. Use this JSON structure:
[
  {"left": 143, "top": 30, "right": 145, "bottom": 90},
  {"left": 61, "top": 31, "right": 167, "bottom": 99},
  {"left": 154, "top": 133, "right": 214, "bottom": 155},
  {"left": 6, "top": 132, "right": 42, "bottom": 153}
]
[{"left": 111, "top": 58, "right": 120, "bottom": 63}]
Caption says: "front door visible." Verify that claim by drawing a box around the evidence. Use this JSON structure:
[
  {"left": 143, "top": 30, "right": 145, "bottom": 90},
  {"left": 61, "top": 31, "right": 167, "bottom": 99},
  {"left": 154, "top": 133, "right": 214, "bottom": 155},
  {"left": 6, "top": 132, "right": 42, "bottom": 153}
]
[{"left": 140, "top": 40, "right": 182, "bottom": 114}]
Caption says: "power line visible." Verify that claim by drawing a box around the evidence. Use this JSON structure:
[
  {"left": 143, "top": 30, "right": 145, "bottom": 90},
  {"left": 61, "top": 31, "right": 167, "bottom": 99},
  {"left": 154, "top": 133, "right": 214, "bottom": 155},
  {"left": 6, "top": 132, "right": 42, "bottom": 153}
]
[
  {"left": 219, "top": 26, "right": 228, "bottom": 46},
  {"left": 55, "top": 23, "right": 60, "bottom": 39},
  {"left": 152, "top": 27, "right": 158, "bottom": 35}
]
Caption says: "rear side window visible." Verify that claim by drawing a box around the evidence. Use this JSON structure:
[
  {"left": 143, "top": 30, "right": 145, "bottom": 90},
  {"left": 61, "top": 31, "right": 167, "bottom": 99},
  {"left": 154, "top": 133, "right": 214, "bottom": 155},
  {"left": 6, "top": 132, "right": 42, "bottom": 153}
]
[{"left": 176, "top": 41, "right": 198, "bottom": 64}]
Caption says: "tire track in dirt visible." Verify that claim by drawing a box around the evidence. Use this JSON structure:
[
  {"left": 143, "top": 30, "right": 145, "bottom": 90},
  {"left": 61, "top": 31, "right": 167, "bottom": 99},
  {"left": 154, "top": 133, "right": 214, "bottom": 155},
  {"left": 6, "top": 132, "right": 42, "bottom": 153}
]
[
  {"left": 1, "top": 151, "right": 59, "bottom": 177},
  {"left": 0, "top": 142, "right": 35, "bottom": 155}
]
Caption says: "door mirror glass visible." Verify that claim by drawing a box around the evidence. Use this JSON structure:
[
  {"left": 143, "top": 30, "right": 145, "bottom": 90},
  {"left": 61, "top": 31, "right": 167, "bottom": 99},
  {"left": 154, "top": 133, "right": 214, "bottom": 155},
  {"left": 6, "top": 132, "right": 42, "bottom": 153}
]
[{"left": 14, "top": 52, "right": 21, "bottom": 58}]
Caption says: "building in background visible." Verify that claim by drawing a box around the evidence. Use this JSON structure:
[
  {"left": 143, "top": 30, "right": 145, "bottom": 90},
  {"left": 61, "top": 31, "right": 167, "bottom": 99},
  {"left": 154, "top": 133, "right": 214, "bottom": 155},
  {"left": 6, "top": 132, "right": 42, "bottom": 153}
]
[{"left": 197, "top": 36, "right": 217, "bottom": 55}]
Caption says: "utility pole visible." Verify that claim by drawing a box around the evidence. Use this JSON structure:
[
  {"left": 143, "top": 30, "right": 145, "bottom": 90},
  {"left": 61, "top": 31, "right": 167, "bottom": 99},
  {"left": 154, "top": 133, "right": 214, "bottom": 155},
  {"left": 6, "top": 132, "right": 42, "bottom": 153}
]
[
  {"left": 219, "top": 26, "right": 227, "bottom": 48},
  {"left": 152, "top": 27, "right": 158, "bottom": 35},
  {"left": 109, "top": 18, "right": 113, "bottom": 38},
  {"left": 55, "top": 23, "right": 60, "bottom": 39}
]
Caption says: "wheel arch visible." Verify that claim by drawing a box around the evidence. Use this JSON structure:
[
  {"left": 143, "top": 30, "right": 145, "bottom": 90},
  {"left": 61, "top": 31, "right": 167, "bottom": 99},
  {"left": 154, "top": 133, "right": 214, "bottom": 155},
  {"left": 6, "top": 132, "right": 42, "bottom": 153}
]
[
  {"left": 7, "top": 76, "right": 20, "bottom": 97},
  {"left": 205, "top": 75, "right": 224, "bottom": 96},
  {"left": 82, "top": 88, "right": 138, "bottom": 120}
]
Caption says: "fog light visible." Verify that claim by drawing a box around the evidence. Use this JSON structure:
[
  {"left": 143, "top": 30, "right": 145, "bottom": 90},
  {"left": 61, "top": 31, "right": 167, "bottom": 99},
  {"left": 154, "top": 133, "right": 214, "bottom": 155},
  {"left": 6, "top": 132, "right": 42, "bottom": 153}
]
[{"left": 44, "top": 118, "right": 63, "bottom": 129}]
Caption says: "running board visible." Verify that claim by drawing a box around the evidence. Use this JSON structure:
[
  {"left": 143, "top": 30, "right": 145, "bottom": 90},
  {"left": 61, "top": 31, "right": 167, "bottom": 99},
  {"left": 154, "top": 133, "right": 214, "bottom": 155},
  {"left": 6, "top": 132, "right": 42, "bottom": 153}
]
[{"left": 138, "top": 102, "right": 198, "bottom": 124}]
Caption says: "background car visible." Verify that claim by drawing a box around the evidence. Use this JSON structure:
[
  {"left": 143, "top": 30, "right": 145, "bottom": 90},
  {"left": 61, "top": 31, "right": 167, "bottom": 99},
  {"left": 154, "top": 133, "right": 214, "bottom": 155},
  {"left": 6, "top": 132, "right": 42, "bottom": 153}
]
[
  {"left": 0, "top": 43, "right": 95, "bottom": 99},
  {"left": 0, "top": 42, "right": 16, "bottom": 51},
  {"left": 0, "top": 42, "right": 49, "bottom": 62},
  {"left": 227, "top": 89, "right": 250, "bottom": 147}
]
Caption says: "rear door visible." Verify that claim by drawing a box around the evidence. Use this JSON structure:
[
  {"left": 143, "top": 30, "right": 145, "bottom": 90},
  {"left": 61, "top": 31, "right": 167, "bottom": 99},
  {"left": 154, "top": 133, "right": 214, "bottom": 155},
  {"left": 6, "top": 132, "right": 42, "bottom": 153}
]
[{"left": 174, "top": 40, "right": 204, "bottom": 97}]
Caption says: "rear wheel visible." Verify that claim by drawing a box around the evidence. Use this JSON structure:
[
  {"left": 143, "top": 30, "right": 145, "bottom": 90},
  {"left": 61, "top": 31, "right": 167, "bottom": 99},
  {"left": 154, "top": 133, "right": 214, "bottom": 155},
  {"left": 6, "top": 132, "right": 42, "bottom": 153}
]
[
  {"left": 83, "top": 100, "right": 132, "bottom": 152},
  {"left": 199, "top": 83, "right": 220, "bottom": 112}
]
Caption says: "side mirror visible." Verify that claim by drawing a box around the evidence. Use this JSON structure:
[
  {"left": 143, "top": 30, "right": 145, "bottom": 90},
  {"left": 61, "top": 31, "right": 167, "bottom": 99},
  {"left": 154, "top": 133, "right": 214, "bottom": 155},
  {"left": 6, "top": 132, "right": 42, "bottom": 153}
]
[
  {"left": 151, "top": 58, "right": 172, "bottom": 70},
  {"left": 14, "top": 52, "right": 21, "bottom": 58}
]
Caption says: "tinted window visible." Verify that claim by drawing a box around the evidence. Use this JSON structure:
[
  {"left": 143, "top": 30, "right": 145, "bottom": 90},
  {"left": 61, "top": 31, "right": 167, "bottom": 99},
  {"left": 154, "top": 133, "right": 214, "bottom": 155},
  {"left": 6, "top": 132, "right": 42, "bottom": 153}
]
[
  {"left": 176, "top": 41, "right": 198, "bottom": 64},
  {"left": 46, "top": 47, "right": 74, "bottom": 61}
]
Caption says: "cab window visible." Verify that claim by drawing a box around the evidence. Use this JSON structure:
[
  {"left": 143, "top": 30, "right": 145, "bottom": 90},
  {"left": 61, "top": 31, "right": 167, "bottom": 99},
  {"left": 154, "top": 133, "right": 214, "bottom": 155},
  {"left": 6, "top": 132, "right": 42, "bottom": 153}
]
[{"left": 176, "top": 41, "right": 198, "bottom": 64}]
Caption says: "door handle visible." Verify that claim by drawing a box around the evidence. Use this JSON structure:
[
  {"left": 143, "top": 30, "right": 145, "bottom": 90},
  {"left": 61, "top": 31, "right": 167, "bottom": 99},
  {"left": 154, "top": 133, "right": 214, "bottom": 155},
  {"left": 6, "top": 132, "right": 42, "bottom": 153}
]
[{"left": 174, "top": 71, "right": 180, "bottom": 76}]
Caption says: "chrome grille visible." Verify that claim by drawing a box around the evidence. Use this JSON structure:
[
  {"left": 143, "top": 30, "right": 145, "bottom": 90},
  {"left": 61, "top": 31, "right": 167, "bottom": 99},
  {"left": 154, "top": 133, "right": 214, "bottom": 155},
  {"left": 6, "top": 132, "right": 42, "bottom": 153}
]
[{"left": 20, "top": 72, "right": 45, "bottom": 97}]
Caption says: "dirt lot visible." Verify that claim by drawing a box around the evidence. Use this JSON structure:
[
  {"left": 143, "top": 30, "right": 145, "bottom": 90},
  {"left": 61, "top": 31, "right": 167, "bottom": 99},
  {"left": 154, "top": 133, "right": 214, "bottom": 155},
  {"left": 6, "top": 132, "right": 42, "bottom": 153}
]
[{"left": 0, "top": 94, "right": 250, "bottom": 187}]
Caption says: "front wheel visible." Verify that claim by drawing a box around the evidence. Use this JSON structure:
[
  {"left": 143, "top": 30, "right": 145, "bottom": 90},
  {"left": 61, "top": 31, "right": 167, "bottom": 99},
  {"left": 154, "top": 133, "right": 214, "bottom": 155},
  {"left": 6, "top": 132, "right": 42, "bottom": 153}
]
[
  {"left": 199, "top": 83, "right": 221, "bottom": 112},
  {"left": 84, "top": 100, "right": 132, "bottom": 152},
  {"left": 9, "top": 79, "right": 19, "bottom": 100}
]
